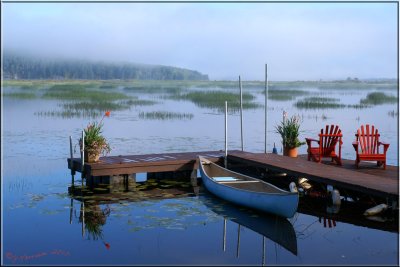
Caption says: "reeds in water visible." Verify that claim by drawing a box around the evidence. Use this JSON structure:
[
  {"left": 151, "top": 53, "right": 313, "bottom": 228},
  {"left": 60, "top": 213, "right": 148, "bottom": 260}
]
[
  {"left": 266, "top": 89, "right": 310, "bottom": 101},
  {"left": 295, "top": 97, "right": 345, "bottom": 109},
  {"left": 171, "top": 90, "right": 260, "bottom": 112},
  {"left": 3, "top": 92, "right": 37, "bottom": 99},
  {"left": 360, "top": 92, "right": 398, "bottom": 105},
  {"left": 139, "top": 111, "right": 194, "bottom": 120}
]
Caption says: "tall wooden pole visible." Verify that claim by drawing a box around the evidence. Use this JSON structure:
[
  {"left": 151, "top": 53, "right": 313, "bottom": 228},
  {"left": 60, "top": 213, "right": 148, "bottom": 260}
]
[
  {"left": 224, "top": 101, "right": 228, "bottom": 168},
  {"left": 81, "top": 131, "right": 85, "bottom": 183},
  {"left": 69, "top": 136, "right": 75, "bottom": 186},
  {"left": 239, "top": 76, "right": 244, "bottom": 151},
  {"left": 264, "top": 64, "right": 268, "bottom": 154}
]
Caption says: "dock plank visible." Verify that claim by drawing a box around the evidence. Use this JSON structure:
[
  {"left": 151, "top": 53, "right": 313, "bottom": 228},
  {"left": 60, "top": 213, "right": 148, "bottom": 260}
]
[{"left": 228, "top": 151, "right": 398, "bottom": 198}]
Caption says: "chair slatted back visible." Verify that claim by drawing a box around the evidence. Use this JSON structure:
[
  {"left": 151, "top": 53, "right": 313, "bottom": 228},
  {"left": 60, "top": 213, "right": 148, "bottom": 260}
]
[
  {"left": 319, "top": 125, "right": 342, "bottom": 155},
  {"left": 357, "top": 124, "right": 380, "bottom": 155}
]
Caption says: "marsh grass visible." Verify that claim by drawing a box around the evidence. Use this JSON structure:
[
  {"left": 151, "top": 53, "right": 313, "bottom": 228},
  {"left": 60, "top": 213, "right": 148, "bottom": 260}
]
[
  {"left": 139, "top": 111, "right": 194, "bottom": 120},
  {"left": 37, "top": 97, "right": 157, "bottom": 118},
  {"left": 388, "top": 110, "right": 398, "bottom": 117},
  {"left": 360, "top": 92, "right": 398, "bottom": 105},
  {"left": 266, "top": 89, "right": 310, "bottom": 101},
  {"left": 62, "top": 101, "right": 130, "bottom": 112},
  {"left": 295, "top": 97, "right": 345, "bottom": 109},
  {"left": 43, "top": 84, "right": 130, "bottom": 101},
  {"left": 35, "top": 110, "right": 101, "bottom": 119},
  {"left": 170, "top": 90, "right": 260, "bottom": 112},
  {"left": 124, "top": 85, "right": 183, "bottom": 95},
  {"left": 3, "top": 92, "right": 37, "bottom": 99}
]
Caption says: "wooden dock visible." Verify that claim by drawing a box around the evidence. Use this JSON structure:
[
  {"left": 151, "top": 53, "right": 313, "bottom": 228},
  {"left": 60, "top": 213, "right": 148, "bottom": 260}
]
[
  {"left": 68, "top": 150, "right": 398, "bottom": 200},
  {"left": 68, "top": 150, "right": 225, "bottom": 177},
  {"left": 228, "top": 151, "right": 398, "bottom": 199}
]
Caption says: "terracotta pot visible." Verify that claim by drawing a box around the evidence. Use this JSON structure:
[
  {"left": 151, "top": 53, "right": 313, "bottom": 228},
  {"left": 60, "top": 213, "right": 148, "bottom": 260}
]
[
  {"left": 84, "top": 150, "right": 100, "bottom": 163},
  {"left": 283, "top": 147, "right": 298, "bottom": 158}
]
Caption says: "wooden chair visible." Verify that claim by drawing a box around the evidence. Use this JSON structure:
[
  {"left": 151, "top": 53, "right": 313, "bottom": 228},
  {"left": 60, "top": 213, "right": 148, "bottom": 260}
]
[
  {"left": 352, "top": 124, "right": 390, "bottom": 169},
  {"left": 305, "top": 125, "right": 343, "bottom": 165}
]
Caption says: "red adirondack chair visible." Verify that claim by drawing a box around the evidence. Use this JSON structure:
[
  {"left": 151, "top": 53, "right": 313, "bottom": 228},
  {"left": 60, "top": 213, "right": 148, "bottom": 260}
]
[
  {"left": 352, "top": 124, "right": 390, "bottom": 169},
  {"left": 305, "top": 125, "right": 343, "bottom": 165}
]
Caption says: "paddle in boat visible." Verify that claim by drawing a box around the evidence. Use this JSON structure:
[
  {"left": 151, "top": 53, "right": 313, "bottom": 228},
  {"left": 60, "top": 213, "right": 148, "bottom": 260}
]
[{"left": 198, "top": 156, "right": 299, "bottom": 218}]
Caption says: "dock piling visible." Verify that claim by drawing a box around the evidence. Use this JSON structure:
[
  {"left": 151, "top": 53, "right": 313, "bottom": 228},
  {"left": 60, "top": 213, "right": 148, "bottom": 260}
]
[
  {"left": 69, "top": 136, "right": 75, "bottom": 186},
  {"left": 81, "top": 131, "right": 85, "bottom": 182},
  {"left": 225, "top": 101, "right": 228, "bottom": 168},
  {"left": 264, "top": 63, "right": 268, "bottom": 154},
  {"left": 239, "top": 76, "right": 244, "bottom": 151}
]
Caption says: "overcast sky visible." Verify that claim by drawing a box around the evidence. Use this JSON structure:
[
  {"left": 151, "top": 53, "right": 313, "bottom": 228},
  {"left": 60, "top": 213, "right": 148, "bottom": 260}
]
[{"left": 2, "top": 2, "right": 397, "bottom": 80}]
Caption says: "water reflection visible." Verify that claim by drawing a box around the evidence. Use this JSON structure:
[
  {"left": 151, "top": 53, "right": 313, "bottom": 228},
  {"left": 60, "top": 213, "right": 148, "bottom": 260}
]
[
  {"left": 298, "top": 195, "right": 398, "bottom": 233},
  {"left": 200, "top": 194, "right": 298, "bottom": 257}
]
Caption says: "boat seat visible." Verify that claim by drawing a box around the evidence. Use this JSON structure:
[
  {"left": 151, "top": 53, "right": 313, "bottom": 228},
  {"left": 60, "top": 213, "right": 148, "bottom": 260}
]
[
  {"left": 219, "top": 180, "right": 260, "bottom": 184},
  {"left": 212, "top": 176, "right": 259, "bottom": 184},
  {"left": 212, "top": 176, "right": 241, "bottom": 182}
]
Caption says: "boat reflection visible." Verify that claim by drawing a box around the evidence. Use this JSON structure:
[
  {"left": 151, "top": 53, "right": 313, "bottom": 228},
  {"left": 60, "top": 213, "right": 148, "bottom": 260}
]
[{"left": 199, "top": 193, "right": 298, "bottom": 256}]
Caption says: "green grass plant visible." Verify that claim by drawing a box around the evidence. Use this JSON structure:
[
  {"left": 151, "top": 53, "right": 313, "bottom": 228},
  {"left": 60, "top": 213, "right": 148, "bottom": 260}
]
[
  {"left": 139, "top": 111, "right": 194, "bottom": 120},
  {"left": 43, "top": 84, "right": 130, "bottom": 101},
  {"left": 35, "top": 110, "right": 102, "bottom": 119},
  {"left": 295, "top": 97, "right": 345, "bottom": 109},
  {"left": 3, "top": 92, "right": 37, "bottom": 99},
  {"left": 266, "top": 89, "right": 310, "bottom": 101},
  {"left": 360, "top": 92, "right": 398, "bottom": 105},
  {"left": 171, "top": 90, "right": 260, "bottom": 112}
]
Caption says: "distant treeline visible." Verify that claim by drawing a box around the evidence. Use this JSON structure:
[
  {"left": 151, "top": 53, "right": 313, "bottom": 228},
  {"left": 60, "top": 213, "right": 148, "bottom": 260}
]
[{"left": 2, "top": 53, "right": 209, "bottom": 81}]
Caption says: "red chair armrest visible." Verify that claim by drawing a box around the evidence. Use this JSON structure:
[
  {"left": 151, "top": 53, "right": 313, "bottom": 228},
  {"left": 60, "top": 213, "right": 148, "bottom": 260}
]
[
  {"left": 352, "top": 141, "right": 358, "bottom": 151},
  {"left": 379, "top": 142, "right": 390, "bottom": 153},
  {"left": 305, "top": 138, "right": 319, "bottom": 147}
]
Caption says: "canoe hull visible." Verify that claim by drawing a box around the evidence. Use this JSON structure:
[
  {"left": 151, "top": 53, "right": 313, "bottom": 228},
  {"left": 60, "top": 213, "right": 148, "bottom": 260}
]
[{"left": 199, "top": 157, "right": 298, "bottom": 218}]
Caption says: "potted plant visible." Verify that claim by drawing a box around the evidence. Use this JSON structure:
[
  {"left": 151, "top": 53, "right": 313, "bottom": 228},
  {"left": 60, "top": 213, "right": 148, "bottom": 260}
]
[
  {"left": 80, "top": 111, "right": 111, "bottom": 163},
  {"left": 275, "top": 111, "right": 304, "bottom": 157}
]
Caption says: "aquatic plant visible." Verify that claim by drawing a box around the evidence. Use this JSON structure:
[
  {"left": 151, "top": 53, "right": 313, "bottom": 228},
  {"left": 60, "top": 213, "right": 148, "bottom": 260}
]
[
  {"left": 171, "top": 90, "right": 260, "bottom": 112},
  {"left": 360, "top": 92, "right": 398, "bottom": 105},
  {"left": 80, "top": 111, "right": 111, "bottom": 159},
  {"left": 295, "top": 97, "right": 345, "bottom": 109},
  {"left": 275, "top": 112, "right": 305, "bottom": 149},
  {"left": 139, "top": 111, "right": 194, "bottom": 120},
  {"left": 266, "top": 89, "right": 310, "bottom": 101},
  {"left": 3, "top": 92, "right": 37, "bottom": 99},
  {"left": 43, "top": 84, "right": 130, "bottom": 101}
]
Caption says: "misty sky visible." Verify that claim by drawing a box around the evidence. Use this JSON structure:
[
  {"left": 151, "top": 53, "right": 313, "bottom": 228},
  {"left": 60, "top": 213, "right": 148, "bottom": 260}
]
[{"left": 2, "top": 2, "right": 397, "bottom": 81}]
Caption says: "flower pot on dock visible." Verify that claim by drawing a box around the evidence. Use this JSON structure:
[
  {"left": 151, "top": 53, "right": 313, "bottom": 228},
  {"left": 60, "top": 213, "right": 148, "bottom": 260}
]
[
  {"left": 84, "top": 150, "right": 101, "bottom": 163},
  {"left": 283, "top": 147, "right": 298, "bottom": 158}
]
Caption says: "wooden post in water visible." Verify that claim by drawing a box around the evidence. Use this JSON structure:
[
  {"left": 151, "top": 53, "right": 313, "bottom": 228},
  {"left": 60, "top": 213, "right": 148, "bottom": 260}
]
[
  {"left": 69, "top": 136, "right": 75, "bottom": 186},
  {"left": 239, "top": 76, "right": 244, "bottom": 151},
  {"left": 81, "top": 131, "right": 85, "bottom": 182},
  {"left": 224, "top": 101, "right": 228, "bottom": 168},
  {"left": 264, "top": 64, "right": 268, "bottom": 154}
]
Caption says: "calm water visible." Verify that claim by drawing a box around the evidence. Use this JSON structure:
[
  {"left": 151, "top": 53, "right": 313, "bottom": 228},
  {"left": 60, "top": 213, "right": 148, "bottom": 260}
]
[{"left": 2, "top": 83, "right": 399, "bottom": 265}]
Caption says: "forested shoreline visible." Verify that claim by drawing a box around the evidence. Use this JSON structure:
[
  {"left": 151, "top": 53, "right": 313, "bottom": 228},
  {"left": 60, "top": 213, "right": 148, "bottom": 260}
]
[{"left": 2, "top": 53, "right": 209, "bottom": 81}]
